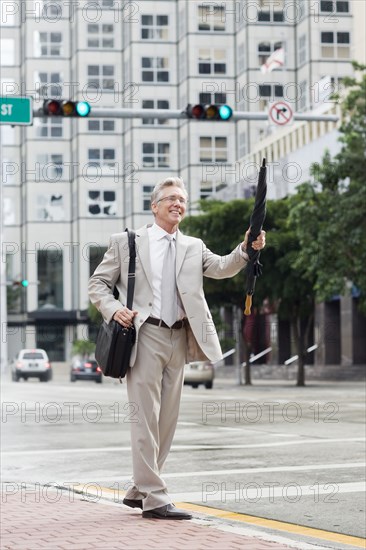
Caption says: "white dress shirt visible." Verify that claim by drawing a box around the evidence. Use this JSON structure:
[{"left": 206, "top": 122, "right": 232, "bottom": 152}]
[{"left": 147, "top": 223, "right": 185, "bottom": 321}]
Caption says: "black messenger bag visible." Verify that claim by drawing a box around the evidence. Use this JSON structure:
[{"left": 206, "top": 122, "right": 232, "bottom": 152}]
[{"left": 95, "top": 229, "right": 136, "bottom": 380}]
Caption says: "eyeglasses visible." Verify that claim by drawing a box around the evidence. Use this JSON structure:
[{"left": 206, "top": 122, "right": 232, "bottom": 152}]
[{"left": 157, "top": 195, "right": 189, "bottom": 205}]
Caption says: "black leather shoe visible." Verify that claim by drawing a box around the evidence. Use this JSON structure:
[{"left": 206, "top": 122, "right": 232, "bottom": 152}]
[
  {"left": 123, "top": 498, "right": 143, "bottom": 509},
  {"left": 142, "top": 504, "right": 192, "bottom": 520}
]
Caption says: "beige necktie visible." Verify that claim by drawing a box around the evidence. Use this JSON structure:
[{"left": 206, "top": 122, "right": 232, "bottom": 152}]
[{"left": 161, "top": 235, "right": 178, "bottom": 327}]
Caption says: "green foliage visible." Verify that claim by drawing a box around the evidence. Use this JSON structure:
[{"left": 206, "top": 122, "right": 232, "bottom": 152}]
[
  {"left": 289, "top": 63, "right": 366, "bottom": 313},
  {"left": 88, "top": 302, "right": 102, "bottom": 325},
  {"left": 7, "top": 286, "right": 21, "bottom": 313},
  {"left": 72, "top": 339, "right": 96, "bottom": 357}
]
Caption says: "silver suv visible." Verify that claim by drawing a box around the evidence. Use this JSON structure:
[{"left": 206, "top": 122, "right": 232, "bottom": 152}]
[{"left": 11, "top": 349, "right": 53, "bottom": 382}]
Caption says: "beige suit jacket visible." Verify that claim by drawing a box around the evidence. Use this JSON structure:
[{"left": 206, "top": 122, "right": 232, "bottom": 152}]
[{"left": 88, "top": 225, "right": 247, "bottom": 364}]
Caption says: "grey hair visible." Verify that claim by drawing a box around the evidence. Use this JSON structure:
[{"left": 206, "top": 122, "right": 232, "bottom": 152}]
[{"left": 151, "top": 177, "right": 188, "bottom": 205}]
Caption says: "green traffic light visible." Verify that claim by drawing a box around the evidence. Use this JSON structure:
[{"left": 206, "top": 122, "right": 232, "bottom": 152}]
[
  {"left": 21, "top": 280, "right": 29, "bottom": 287},
  {"left": 219, "top": 105, "right": 233, "bottom": 120},
  {"left": 76, "top": 101, "right": 91, "bottom": 117}
]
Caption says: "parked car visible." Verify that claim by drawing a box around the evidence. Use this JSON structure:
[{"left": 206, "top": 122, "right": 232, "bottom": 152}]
[
  {"left": 70, "top": 358, "right": 102, "bottom": 383},
  {"left": 184, "top": 360, "right": 214, "bottom": 389},
  {"left": 11, "top": 349, "right": 52, "bottom": 382}
]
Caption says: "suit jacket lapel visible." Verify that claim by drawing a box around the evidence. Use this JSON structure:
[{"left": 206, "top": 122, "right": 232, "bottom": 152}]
[
  {"left": 176, "top": 230, "right": 190, "bottom": 276},
  {"left": 135, "top": 225, "right": 153, "bottom": 291}
]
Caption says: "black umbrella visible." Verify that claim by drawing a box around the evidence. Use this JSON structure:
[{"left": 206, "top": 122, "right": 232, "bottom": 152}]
[{"left": 244, "top": 158, "right": 267, "bottom": 316}]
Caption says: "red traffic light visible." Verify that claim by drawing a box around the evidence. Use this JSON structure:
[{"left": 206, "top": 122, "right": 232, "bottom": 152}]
[
  {"left": 42, "top": 99, "right": 91, "bottom": 117},
  {"left": 187, "top": 104, "right": 205, "bottom": 119},
  {"left": 44, "top": 99, "right": 62, "bottom": 115},
  {"left": 186, "top": 104, "right": 233, "bottom": 121}
]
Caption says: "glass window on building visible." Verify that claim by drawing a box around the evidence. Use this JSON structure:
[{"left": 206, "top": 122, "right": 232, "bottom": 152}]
[
  {"left": 200, "top": 180, "right": 227, "bottom": 200},
  {"left": 99, "top": 0, "right": 115, "bottom": 8},
  {"left": 257, "top": 41, "right": 282, "bottom": 66},
  {"left": 36, "top": 324, "right": 65, "bottom": 361},
  {"left": 37, "top": 249, "right": 63, "bottom": 308},
  {"left": 257, "top": 0, "right": 284, "bottom": 21},
  {"left": 36, "top": 71, "right": 62, "bottom": 98},
  {"left": 36, "top": 154, "right": 63, "bottom": 180},
  {"left": 258, "top": 84, "right": 284, "bottom": 110},
  {"left": 320, "top": 1, "right": 349, "bottom": 13},
  {"left": 299, "top": 80, "right": 307, "bottom": 111},
  {"left": 87, "top": 148, "right": 116, "bottom": 168},
  {"left": 88, "top": 190, "right": 116, "bottom": 216},
  {"left": 198, "top": 49, "right": 226, "bottom": 75},
  {"left": 142, "top": 143, "right": 170, "bottom": 168},
  {"left": 35, "top": 117, "right": 63, "bottom": 138},
  {"left": 142, "top": 99, "right": 169, "bottom": 124},
  {"left": 34, "top": 32, "right": 62, "bottom": 56},
  {"left": 36, "top": 194, "right": 65, "bottom": 221},
  {"left": 198, "top": 4, "right": 225, "bottom": 31},
  {"left": 87, "top": 23, "right": 114, "bottom": 48},
  {"left": 199, "top": 137, "right": 228, "bottom": 162},
  {"left": 321, "top": 31, "right": 350, "bottom": 58},
  {"left": 199, "top": 92, "right": 227, "bottom": 105},
  {"left": 88, "top": 119, "right": 115, "bottom": 132},
  {"left": 87, "top": 65, "right": 115, "bottom": 90},
  {"left": 41, "top": 0, "right": 63, "bottom": 19},
  {"left": 141, "top": 57, "right": 169, "bottom": 82},
  {"left": 141, "top": 15, "right": 169, "bottom": 39},
  {"left": 142, "top": 185, "right": 154, "bottom": 211},
  {"left": 298, "top": 35, "right": 307, "bottom": 64}
]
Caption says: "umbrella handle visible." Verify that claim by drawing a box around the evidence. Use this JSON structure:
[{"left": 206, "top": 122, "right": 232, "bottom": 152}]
[{"left": 244, "top": 294, "right": 252, "bottom": 316}]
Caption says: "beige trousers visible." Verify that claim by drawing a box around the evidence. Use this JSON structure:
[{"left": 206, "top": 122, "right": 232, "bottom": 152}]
[{"left": 124, "top": 322, "right": 187, "bottom": 511}]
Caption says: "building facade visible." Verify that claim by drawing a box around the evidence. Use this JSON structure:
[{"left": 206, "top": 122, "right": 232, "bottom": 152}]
[{"left": 1, "top": 0, "right": 360, "bottom": 361}]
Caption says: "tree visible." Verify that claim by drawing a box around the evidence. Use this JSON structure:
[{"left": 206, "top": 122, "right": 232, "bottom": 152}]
[
  {"left": 72, "top": 339, "right": 95, "bottom": 358},
  {"left": 182, "top": 198, "right": 315, "bottom": 386},
  {"left": 289, "top": 63, "right": 366, "bottom": 313}
]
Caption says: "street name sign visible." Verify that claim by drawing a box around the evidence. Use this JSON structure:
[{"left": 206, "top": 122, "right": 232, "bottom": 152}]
[
  {"left": 0, "top": 96, "right": 33, "bottom": 126},
  {"left": 268, "top": 101, "right": 293, "bottom": 126}
]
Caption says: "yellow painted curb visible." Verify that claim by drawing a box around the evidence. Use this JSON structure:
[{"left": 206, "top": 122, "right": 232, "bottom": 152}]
[{"left": 68, "top": 485, "right": 366, "bottom": 549}]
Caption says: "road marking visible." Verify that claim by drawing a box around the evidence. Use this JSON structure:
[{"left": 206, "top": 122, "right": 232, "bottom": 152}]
[
  {"left": 63, "top": 484, "right": 366, "bottom": 549},
  {"left": 168, "top": 481, "right": 365, "bottom": 503},
  {"left": 177, "top": 502, "right": 366, "bottom": 549},
  {"left": 119, "top": 462, "right": 366, "bottom": 479},
  {"left": 2, "top": 437, "right": 364, "bottom": 455}
]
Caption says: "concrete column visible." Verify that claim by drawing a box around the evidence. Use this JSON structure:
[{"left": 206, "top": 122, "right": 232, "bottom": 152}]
[
  {"left": 352, "top": 298, "right": 366, "bottom": 364},
  {"left": 315, "top": 301, "right": 340, "bottom": 365},
  {"left": 340, "top": 295, "right": 353, "bottom": 366},
  {"left": 278, "top": 318, "right": 291, "bottom": 364}
]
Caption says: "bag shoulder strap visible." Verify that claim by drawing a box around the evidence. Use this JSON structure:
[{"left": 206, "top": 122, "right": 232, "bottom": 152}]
[{"left": 126, "top": 229, "right": 136, "bottom": 310}]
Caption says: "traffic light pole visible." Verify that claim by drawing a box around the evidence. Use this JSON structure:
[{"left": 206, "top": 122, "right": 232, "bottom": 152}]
[{"left": 32, "top": 107, "right": 339, "bottom": 122}]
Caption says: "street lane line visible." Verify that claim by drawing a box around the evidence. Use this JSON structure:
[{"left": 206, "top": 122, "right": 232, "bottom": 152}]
[
  {"left": 167, "top": 481, "right": 366, "bottom": 503},
  {"left": 2, "top": 437, "right": 365, "bottom": 455},
  {"left": 118, "top": 462, "right": 366, "bottom": 479}
]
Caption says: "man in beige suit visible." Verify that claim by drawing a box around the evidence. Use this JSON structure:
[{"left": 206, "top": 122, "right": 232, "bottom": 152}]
[{"left": 89, "top": 177, "right": 265, "bottom": 520}]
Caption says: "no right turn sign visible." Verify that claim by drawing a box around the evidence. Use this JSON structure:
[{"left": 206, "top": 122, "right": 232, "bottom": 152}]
[{"left": 268, "top": 101, "right": 293, "bottom": 126}]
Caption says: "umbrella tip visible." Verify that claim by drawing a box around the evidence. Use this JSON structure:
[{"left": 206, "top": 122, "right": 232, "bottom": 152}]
[{"left": 262, "top": 158, "right": 266, "bottom": 167}]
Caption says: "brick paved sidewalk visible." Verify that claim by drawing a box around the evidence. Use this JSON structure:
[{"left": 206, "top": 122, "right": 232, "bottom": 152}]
[{"left": 1, "top": 488, "right": 294, "bottom": 550}]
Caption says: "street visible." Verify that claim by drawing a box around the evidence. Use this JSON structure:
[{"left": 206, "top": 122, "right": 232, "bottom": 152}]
[{"left": 1, "top": 367, "right": 365, "bottom": 549}]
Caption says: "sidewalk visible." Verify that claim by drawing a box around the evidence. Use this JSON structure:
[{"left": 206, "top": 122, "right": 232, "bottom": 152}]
[{"left": 1, "top": 486, "right": 295, "bottom": 550}]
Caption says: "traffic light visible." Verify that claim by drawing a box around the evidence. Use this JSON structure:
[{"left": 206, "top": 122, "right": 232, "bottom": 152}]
[
  {"left": 12, "top": 279, "right": 29, "bottom": 288},
  {"left": 42, "top": 100, "right": 91, "bottom": 117},
  {"left": 186, "top": 103, "right": 233, "bottom": 121}
]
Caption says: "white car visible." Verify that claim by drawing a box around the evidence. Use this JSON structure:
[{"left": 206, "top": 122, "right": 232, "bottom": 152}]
[
  {"left": 11, "top": 349, "right": 53, "bottom": 382},
  {"left": 184, "top": 361, "right": 214, "bottom": 389}
]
